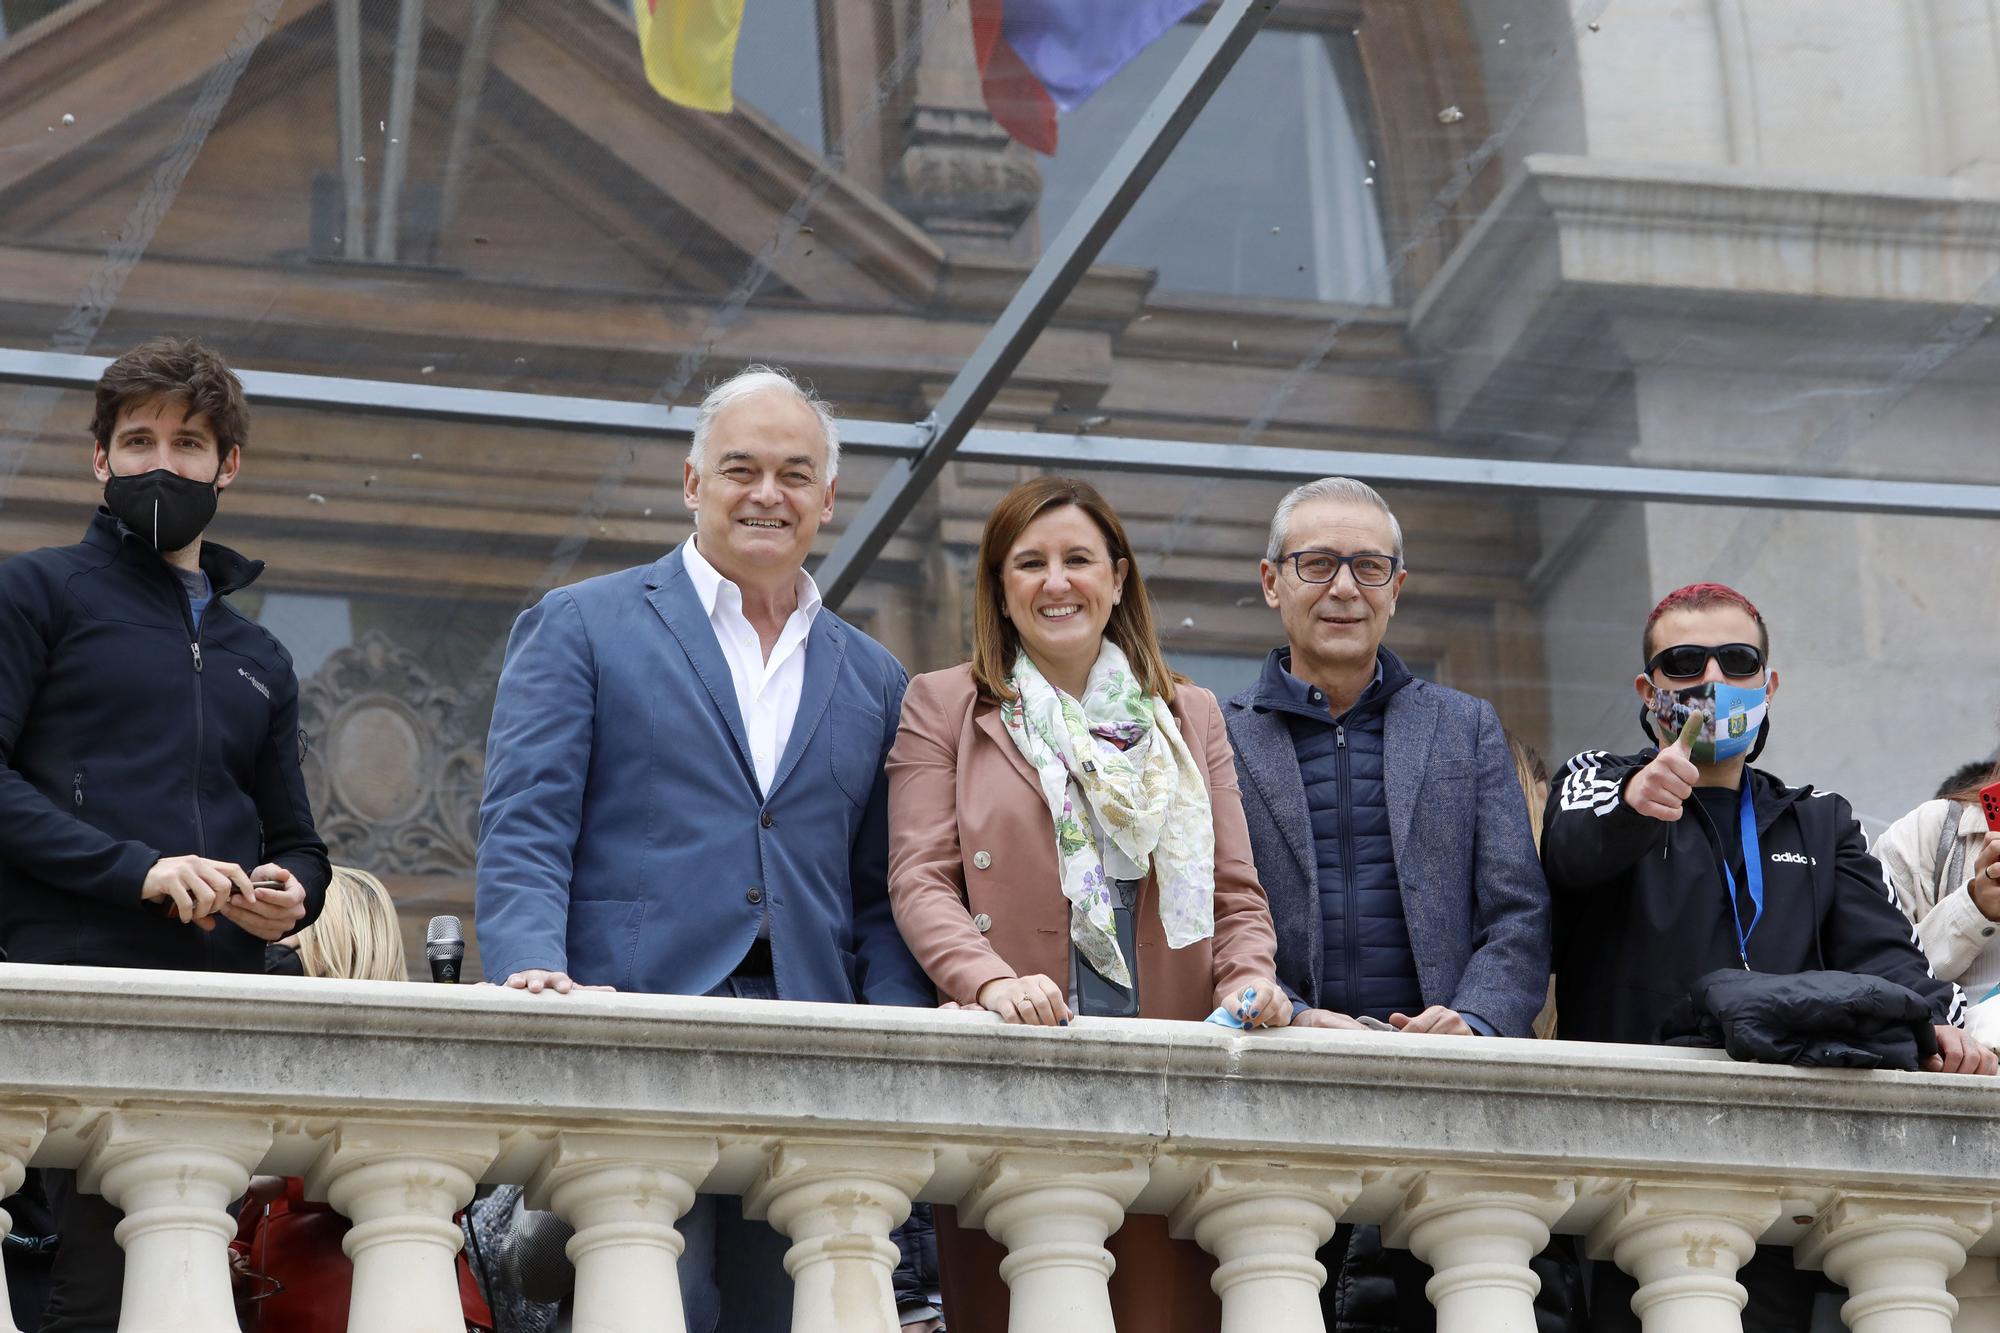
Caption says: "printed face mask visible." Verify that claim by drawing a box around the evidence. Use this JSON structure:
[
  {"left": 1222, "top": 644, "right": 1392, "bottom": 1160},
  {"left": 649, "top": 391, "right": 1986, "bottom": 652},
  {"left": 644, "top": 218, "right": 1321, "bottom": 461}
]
[
  {"left": 1646, "top": 680, "right": 1768, "bottom": 763},
  {"left": 103, "top": 466, "right": 220, "bottom": 553}
]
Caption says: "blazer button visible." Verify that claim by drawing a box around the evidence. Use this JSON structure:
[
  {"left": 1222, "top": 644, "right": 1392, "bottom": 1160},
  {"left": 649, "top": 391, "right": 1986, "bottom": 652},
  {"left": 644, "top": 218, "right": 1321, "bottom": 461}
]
[
  {"left": 759, "top": 810, "right": 774, "bottom": 828},
  {"left": 972, "top": 851, "right": 992, "bottom": 870},
  {"left": 746, "top": 887, "right": 764, "bottom": 905},
  {"left": 972, "top": 913, "right": 993, "bottom": 932}
]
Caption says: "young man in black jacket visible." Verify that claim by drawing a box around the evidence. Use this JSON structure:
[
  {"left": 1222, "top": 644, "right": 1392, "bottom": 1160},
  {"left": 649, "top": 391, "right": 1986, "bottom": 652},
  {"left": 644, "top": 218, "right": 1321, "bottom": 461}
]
[
  {"left": 1544, "top": 582, "right": 1991, "bottom": 1331},
  {"left": 0, "top": 336, "right": 330, "bottom": 1333}
]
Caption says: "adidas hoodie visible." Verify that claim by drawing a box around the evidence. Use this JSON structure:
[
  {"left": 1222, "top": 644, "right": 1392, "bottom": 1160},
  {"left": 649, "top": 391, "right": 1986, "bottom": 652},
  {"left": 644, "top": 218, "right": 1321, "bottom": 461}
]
[{"left": 1543, "top": 748, "right": 1961, "bottom": 1046}]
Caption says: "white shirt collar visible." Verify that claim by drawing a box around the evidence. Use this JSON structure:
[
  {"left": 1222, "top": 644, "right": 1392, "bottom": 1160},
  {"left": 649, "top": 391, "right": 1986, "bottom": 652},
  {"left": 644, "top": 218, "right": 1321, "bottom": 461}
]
[{"left": 681, "top": 536, "right": 823, "bottom": 625}]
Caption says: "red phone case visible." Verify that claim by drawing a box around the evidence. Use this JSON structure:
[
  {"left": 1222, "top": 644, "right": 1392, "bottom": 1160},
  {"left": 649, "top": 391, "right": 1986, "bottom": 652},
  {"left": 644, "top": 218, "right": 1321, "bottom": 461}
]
[{"left": 1980, "top": 779, "right": 2000, "bottom": 833}]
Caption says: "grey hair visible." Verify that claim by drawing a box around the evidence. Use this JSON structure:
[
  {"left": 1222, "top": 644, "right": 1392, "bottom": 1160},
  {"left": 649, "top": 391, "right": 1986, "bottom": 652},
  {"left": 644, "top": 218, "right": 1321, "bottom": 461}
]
[
  {"left": 689, "top": 364, "right": 841, "bottom": 481},
  {"left": 1265, "top": 477, "right": 1404, "bottom": 561}
]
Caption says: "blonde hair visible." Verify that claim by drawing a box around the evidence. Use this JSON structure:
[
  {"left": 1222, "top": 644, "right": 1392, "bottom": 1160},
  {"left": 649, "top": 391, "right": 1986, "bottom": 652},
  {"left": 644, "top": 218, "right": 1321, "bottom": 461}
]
[
  {"left": 292, "top": 866, "right": 409, "bottom": 982},
  {"left": 1504, "top": 732, "right": 1559, "bottom": 1041},
  {"left": 1507, "top": 732, "right": 1550, "bottom": 849}
]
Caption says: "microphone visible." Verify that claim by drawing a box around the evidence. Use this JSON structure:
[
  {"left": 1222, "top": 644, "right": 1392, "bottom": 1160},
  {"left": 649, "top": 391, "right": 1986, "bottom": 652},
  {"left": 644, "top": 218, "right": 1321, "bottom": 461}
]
[{"left": 425, "top": 915, "right": 465, "bottom": 984}]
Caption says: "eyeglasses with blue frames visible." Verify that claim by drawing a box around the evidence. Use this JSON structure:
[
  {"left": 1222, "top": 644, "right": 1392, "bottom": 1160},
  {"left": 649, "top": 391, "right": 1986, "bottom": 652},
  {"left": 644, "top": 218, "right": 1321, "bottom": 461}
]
[{"left": 1277, "top": 550, "right": 1401, "bottom": 587}]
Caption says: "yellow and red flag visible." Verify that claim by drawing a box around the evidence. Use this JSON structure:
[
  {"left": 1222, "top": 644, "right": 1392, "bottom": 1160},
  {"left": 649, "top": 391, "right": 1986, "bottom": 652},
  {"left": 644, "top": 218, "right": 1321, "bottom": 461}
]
[{"left": 634, "top": 0, "right": 747, "bottom": 113}]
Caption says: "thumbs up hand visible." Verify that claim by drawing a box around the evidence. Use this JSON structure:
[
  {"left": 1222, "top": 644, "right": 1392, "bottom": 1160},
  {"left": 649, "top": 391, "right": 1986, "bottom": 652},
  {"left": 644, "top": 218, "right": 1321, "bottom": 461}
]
[{"left": 1626, "top": 712, "right": 1704, "bottom": 822}]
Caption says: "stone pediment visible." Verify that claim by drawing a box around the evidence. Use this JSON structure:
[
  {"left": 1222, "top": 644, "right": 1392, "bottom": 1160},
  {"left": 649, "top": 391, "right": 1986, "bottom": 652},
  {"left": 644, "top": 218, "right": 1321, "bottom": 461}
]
[{"left": 0, "top": 0, "right": 944, "bottom": 314}]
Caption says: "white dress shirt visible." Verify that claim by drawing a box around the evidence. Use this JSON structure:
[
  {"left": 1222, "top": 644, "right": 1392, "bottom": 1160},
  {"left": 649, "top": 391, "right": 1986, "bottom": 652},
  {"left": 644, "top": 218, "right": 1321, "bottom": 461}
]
[{"left": 681, "top": 537, "right": 822, "bottom": 794}]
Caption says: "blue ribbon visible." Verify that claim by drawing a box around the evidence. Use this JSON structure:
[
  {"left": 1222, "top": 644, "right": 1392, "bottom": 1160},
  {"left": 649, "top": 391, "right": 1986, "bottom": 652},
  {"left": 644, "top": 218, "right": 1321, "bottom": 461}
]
[{"left": 1721, "top": 782, "right": 1764, "bottom": 968}]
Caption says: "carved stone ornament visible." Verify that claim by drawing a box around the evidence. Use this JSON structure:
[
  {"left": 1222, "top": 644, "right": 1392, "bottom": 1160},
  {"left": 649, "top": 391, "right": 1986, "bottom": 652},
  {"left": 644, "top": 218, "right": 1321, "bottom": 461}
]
[
  {"left": 893, "top": 108, "right": 1043, "bottom": 238},
  {"left": 299, "top": 632, "right": 483, "bottom": 875}
]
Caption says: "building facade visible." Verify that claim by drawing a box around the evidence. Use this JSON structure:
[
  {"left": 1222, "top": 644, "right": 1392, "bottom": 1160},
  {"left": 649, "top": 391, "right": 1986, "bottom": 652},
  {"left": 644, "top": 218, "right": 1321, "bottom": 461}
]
[{"left": 2, "top": 0, "right": 1995, "bottom": 971}]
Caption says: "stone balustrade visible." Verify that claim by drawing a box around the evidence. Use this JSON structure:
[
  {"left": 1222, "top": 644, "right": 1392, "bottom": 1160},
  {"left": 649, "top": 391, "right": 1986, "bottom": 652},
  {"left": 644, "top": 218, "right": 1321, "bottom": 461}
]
[{"left": 1, "top": 964, "right": 1998, "bottom": 1332}]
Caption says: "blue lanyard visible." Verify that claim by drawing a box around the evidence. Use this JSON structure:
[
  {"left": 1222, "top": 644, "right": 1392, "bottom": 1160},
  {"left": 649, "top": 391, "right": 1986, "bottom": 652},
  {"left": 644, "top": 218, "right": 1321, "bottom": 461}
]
[{"left": 1721, "top": 782, "right": 1764, "bottom": 968}]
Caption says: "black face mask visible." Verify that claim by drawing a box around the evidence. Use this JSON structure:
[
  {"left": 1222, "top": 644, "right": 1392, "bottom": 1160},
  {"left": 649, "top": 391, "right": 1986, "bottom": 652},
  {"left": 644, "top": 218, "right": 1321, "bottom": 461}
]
[{"left": 103, "top": 465, "right": 221, "bottom": 553}]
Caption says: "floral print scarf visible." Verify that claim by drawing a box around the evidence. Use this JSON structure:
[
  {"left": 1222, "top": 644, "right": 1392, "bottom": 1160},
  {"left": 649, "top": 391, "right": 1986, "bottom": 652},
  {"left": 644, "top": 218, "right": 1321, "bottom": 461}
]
[{"left": 999, "top": 642, "right": 1215, "bottom": 987}]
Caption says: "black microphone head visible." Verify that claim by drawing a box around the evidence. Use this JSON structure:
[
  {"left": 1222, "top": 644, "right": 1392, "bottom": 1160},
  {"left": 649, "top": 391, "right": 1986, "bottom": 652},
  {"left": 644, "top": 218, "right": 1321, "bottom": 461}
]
[{"left": 425, "top": 914, "right": 465, "bottom": 960}]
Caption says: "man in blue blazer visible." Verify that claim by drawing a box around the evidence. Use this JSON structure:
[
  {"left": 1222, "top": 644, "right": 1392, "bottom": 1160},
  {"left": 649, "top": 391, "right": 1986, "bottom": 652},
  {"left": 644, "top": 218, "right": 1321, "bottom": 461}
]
[
  {"left": 476, "top": 365, "right": 932, "bottom": 1331},
  {"left": 1223, "top": 476, "right": 1552, "bottom": 1327}
]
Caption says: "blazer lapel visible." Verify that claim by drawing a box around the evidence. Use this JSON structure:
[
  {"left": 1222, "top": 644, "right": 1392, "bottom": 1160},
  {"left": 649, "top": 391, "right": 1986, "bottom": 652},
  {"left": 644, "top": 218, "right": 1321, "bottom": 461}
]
[
  {"left": 767, "top": 613, "right": 844, "bottom": 798},
  {"left": 644, "top": 550, "right": 757, "bottom": 786},
  {"left": 1232, "top": 704, "right": 1315, "bottom": 888},
  {"left": 1383, "top": 683, "right": 1438, "bottom": 866},
  {"left": 974, "top": 704, "right": 1042, "bottom": 796}
]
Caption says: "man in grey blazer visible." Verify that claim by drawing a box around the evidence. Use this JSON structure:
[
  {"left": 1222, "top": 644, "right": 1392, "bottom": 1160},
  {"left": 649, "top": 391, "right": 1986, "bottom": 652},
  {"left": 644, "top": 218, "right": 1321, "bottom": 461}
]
[
  {"left": 1224, "top": 477, "right": 1552, "bottom": 1325},
  {"left": 1224, "top": 477, "right": 1549, "bottom": 1037}
]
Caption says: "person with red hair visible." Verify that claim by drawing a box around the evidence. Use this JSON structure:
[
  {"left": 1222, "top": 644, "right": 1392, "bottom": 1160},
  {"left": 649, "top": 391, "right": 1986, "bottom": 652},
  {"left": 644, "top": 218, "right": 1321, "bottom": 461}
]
[{"left": 1543, "top": 582, "right": 1992, "bottom": 1329}]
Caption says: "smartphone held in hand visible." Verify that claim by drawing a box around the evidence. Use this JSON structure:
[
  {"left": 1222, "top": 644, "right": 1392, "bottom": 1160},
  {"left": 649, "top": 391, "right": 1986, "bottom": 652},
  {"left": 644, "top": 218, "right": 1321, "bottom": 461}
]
[{"left": 1980, "top": 780, "right": 2000, "bottom": 833}]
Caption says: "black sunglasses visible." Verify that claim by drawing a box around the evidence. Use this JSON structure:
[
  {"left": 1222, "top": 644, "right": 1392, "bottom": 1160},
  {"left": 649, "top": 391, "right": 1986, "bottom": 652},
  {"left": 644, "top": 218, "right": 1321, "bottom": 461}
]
[{"left": 1645, "top": 642, "right": 1765, "bottom": 680}]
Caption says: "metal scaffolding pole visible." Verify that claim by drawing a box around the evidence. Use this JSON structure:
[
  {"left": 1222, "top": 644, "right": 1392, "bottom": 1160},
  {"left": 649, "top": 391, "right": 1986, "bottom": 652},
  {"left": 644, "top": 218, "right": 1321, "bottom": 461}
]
[
  {"left": 810, "top": 0, "right": 1282, "bottom": 607},
  {"left": 7, "top": 348, "right": 2000, "bottom": 522}
]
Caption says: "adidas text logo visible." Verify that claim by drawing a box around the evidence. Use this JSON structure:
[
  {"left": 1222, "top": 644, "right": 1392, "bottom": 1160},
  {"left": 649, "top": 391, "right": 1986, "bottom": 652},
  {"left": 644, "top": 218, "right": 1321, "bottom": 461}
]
[{"left": 1769, "top": 851, "right": 1814, "bottom": 866}]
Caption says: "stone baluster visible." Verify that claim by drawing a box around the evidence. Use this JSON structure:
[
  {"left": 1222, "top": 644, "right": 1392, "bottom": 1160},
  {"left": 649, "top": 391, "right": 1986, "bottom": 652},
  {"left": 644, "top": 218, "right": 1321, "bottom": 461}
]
[
  {"left": 957, "top": 1151, "right": 1149, "bottom": 1333},
  {"left": 76, "top": 1111, "right": 273, "bottom": 1333},
  {"left": 0, "top": 1110, "right": 47, "bottom": 1333},
  {"left": 1587, "top": 1182, "right": 1781, "bottom": 1332},
  {"left": 1796, "top": 1195, "right": 1993, "bottom": 1333},
  {"left": 527, "top": 1132, "right": 720, "bottom": 1333},
  {"left": 306, "top": 1121, "right": 499, "bottom": 1333},
  {"left": 1948, "top": 1257, "right": 2000, "bottom": 1331},
  {"left": 1171, "top": 1162, "right": 1363, "bottom": 1333},
  {"left": 1383, "top": 1172, "right": 1575, "bottom": 1333},
  {"left": 743, "top": 1141, "right": 936, "bottom": 1333}
]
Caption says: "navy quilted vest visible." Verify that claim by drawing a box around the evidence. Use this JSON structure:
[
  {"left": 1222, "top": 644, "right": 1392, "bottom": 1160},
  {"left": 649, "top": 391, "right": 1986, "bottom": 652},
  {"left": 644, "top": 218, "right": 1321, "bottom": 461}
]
[{"left": 1281, "top": 655, "right": 1420, "bottom": 1020}]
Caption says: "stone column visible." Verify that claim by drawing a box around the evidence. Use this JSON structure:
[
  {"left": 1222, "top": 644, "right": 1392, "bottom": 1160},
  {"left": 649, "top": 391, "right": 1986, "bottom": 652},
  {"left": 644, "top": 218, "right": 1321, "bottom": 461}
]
[
  {"left": 1170, "top": 1162, "right": 1363, "bottom": 1333},
  {"left": 0, "top": 1110, "right": 47, "bottom": 1333},
  {"left": 742, "top": 1141, "right": 936, "bottom": 1333},
  {"left": 887, "top": 0, "right": 1041, "bottom": 253},
  {"left": 1383, "top": 1172, "right": 1575, "bottom": 1333},
  {"left": 957, "top": 1151, "right": 1149, "bottom": 1333},
  {"left": 526, "top": 1132, "right": 719, "bottom": 1333},
  {"left": 77, "top": 1110, "right": 273, "bottom": 1333},
  {"left": 1587, "top": 1182, "right": 1781, "bottom": 1333},
  {"left": 307, "top": 1121, "right": 499, "bottom": 1333},
  {"left": 1796, "top": 1195, "right": 1993, "bottom": 1333}
]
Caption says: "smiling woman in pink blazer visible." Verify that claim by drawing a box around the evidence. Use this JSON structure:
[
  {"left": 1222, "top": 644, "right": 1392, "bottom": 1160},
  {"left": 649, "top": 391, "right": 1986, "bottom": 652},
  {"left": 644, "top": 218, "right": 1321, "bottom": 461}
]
[{"left": 886, "top": 475, "right": 1284, "bottom": 1333}]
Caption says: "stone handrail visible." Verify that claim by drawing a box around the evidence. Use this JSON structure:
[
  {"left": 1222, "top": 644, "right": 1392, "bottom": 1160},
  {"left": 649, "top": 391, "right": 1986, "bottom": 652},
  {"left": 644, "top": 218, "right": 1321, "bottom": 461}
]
[{"left": 1, "top": 964, "right": 1997, "bottom": 1332}]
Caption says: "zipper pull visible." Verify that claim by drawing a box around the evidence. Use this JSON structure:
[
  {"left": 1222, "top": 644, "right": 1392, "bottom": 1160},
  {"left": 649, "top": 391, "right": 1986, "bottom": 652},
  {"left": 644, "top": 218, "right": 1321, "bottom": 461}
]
[
  {"left": 190, "top": 642, "right": 203, "bottom": 673},
  {"left": 73, "top": 772, "right": 83, "bottom": 808},
  {"left": 1336, "top": 724, "right": 1346, "bottom": 749}
]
